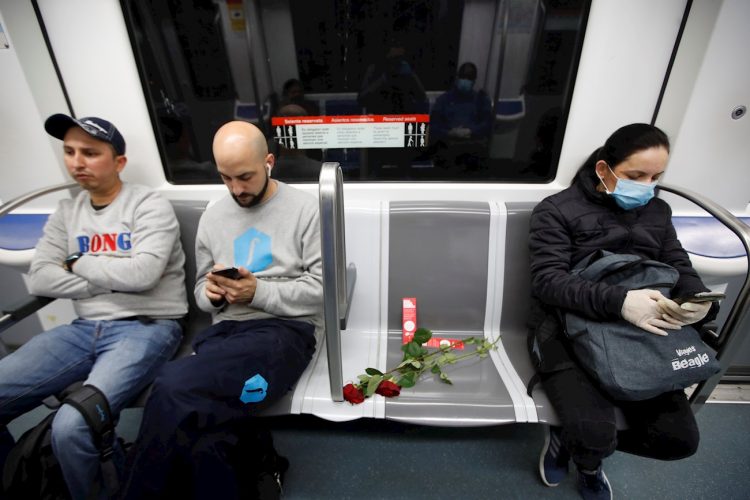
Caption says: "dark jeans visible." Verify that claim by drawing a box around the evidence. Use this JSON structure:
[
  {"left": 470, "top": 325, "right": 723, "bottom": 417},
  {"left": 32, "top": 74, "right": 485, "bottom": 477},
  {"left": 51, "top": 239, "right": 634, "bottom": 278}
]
[
  {"left": 542, "top": 364, "right": 699, "bottom": 471},
  {"left": 121, "top": 318, "right": 316, "bottom": 499}
]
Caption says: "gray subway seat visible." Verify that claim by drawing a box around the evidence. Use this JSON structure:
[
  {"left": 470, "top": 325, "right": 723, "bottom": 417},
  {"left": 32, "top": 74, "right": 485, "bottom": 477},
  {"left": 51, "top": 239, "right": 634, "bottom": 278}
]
[
  {"left": 170, "top": 200, "right": 212, "bottom": 357},
  {"left": 384, "top": 201, "right": 518, "bottom": 425}
]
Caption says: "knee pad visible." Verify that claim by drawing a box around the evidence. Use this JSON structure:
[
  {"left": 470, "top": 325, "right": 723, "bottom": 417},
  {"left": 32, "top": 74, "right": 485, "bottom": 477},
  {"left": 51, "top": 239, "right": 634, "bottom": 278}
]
[{"left": 53, "top": 384, "right": 115, "bottom": 455}]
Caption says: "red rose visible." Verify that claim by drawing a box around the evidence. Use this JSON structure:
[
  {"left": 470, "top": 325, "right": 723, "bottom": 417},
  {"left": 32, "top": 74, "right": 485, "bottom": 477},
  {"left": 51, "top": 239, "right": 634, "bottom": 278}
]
[
  {"left": 343, "top": 383, "right": 365, "bottom": 404},
  {"left": 375, "top": 380, "right": 401, "bottom": 398}
]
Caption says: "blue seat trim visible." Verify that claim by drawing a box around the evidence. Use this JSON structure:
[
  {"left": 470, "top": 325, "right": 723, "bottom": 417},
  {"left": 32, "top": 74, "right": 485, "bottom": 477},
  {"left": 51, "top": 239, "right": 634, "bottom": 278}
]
[
  {"left": 0, "top": 214, "right": 49, "bottom": 250},
  {"left": 234, "top": 103, "right": 258, "bottom": 121},
  {"left": 672, "top": 216, "right": 750, "bottom": 259},
  {"left": 495, "top": 99, "right": 524, "bottom": 116}
]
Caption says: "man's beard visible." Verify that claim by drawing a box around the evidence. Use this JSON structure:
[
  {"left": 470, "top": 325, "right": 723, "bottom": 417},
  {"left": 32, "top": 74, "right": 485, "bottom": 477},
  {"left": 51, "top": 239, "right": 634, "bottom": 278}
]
[{"left": 232, "top": 172, "right": 269, "bottom": 208}]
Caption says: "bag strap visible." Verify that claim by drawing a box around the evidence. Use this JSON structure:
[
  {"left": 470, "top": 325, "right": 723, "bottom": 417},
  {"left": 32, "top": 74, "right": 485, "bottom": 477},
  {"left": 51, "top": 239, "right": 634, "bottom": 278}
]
[
  {"left": 573, "top": 251, "right": 640, "bottom": 278},
  {"left": 62, "top": 385, "right": 119, "bottom": 498},
  {"left": 526, "top": 373, "right": 540, "bottom": 397}
]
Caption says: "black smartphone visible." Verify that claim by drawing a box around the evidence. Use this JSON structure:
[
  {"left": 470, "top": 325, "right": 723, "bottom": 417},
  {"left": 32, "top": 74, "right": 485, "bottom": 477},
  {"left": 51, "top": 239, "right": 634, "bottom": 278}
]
[
  {"left": 673, "top": 291, "right": 726, "bottom": 304},
  {"left": 211, "top": 267, "right": 242, "bottom": 280}
]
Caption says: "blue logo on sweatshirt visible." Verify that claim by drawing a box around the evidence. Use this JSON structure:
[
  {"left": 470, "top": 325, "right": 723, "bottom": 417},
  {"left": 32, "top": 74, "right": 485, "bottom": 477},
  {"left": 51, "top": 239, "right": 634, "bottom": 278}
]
[{"left": 234, "top": 228, "right": 272, "bottom": 272}]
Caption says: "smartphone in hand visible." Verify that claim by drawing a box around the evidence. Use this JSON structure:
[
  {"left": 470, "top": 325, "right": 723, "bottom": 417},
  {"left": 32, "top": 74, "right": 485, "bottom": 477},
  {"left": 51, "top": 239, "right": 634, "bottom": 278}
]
[
  {"left": 672, "top": 291, "right": 726, "bottom": 304},
  {"left": 211, "top": 267, "right": 242, "bottom": 280}
]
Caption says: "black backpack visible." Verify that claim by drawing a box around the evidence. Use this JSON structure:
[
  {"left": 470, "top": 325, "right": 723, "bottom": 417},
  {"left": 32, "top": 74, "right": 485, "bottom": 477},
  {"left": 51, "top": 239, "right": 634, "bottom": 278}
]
[{"left": 2, "top": 384, "right": 120, "bottom": 500}]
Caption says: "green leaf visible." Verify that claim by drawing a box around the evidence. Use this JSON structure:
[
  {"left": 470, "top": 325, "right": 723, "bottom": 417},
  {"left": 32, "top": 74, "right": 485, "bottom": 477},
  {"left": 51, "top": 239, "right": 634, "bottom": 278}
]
[
  {"left": 431, "top": 364, "right": 441, "bottom": 374},
  {"left": 395, "top": 359, "right": 411, "bottom": 369},
  {"left": 357, "top": 374, "right": 370, "bottom": 383},
  {"left": 366, "top": 375, "right": 383, "bottom": 396},
  {"left": 410, "top": 360, "right": 422, "bottom": 369},
  {"left": 443, "top": 353, "right": 457, "bottom": 364},
  {"left": 365, "top": 368, "right": 383, "bottom": 376},
  {"left": 463, "top": 337, "right": 477, "bottom": 345},
  {"left": 413, "top": 328, "right": 432, "bottom": 345},
  {"left": 404, "top": 341, "right": 424, "bottom": 358},
  {"left": 398, "top": 372, "right": 416, "bottom": 388},
  {"left": 439, "top": 372, "right": 453, "bottom": 385}
]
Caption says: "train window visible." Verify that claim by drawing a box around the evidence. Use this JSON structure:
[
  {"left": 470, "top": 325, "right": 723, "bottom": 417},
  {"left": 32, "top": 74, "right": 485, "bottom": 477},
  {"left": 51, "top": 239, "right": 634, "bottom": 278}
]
[{"left": 122, "top": 0, "right": 589, "bottom": 184}]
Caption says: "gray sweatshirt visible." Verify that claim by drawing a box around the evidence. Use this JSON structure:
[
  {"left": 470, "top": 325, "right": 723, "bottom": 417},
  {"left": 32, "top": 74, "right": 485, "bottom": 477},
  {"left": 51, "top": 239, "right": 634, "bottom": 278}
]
[
  {"left": 28, "top": 183, "right": 188, "bottom": 320},
  {"left": 194, "top": 182, "right": 322, "bottom": 329}
]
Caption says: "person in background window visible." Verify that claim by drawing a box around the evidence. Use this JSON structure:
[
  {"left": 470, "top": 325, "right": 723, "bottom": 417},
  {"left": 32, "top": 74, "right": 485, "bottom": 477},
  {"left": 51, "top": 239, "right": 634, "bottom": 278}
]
[
  {"left": 357, "top": 35, "right": 428, "bottom": 179},
  {"left": 270, "top": 103, "right": 322, "bottom": 181},
  {"left": 279, "top": 78, "right": 320, "bottom": 117},
  {"left": 274, "top": 79, "right": 323, "bottom": 162},
  {"left": 429, "top": 62, "right": 492, "bottom": 171},
  {"left": 528, "top": 123, "right": 716, "bottom": 500},
  {"left": 358, "top": 36, "right": 428, "bottom": 115}
]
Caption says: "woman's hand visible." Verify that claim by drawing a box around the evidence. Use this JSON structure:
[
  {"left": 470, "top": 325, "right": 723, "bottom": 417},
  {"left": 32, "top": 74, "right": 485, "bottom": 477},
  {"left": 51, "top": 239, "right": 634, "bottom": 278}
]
[
  {"left": 657, "top": 298, "right": 711, "bottom": 326},
  {"left": 621, "top": 289, "right": 682, "bottom": 336}
]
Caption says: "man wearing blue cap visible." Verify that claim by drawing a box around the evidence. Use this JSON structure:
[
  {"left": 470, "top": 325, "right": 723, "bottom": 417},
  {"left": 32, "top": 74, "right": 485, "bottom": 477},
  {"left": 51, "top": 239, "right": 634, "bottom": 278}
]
[{"left": 0, "top": 114, "right": 188, "bottom": 498}]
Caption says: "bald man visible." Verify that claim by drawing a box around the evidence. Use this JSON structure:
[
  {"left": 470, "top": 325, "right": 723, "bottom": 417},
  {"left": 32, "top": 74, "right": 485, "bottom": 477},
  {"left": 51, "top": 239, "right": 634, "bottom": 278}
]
[{"left": 122, "top": 122, "right": 322, "bottom": 499}]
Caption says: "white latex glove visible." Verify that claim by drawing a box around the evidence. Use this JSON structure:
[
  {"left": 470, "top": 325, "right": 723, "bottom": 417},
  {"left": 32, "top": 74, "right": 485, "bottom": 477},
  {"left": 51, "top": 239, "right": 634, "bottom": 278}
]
[
  {"left": 657, "top": 298, "right": 711, "bottom": 326},
  {"left": 621, "top": 289, "right": 682, "bottom": 336}
]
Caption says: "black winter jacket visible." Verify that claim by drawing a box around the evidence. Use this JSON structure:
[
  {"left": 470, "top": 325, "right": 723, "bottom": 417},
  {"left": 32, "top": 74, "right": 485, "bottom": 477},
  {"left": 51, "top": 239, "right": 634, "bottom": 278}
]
[{"left": 527, "top": 167, "right": 711, "bottom": 373}]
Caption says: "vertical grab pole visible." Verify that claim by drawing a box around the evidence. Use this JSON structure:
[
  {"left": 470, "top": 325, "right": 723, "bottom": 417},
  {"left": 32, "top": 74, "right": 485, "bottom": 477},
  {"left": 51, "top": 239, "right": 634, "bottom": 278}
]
[{"left": 319, "top": 163, "right": 345, "bottom": 401}]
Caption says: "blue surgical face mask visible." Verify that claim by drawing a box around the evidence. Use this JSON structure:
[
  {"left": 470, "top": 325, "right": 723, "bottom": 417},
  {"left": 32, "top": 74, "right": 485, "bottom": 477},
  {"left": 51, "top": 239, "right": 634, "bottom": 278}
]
[
  {"left": 598, "top": 165, "right": 657, "bottom": 210},
  {"left": 456, "top": 78, "right": 474, "bottom": 92}
]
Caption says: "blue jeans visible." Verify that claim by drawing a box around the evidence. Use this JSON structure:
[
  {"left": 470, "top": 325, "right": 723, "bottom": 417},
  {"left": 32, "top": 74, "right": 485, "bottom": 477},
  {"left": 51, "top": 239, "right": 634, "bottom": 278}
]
[{"left": 0, "top": 318, "right": 182, "bottom": 499}]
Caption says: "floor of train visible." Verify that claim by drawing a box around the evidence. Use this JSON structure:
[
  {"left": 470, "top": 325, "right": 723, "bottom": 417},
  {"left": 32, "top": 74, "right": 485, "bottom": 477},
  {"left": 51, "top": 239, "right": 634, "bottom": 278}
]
[{"left": 8, "top": 385, "right": 749, "bottom": 500}]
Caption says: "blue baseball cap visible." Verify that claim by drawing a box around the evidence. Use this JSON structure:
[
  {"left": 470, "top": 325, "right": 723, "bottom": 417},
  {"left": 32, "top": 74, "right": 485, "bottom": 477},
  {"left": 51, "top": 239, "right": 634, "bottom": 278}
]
[{"left": 44, "top": 113, "right": 126, "bottom": 155}]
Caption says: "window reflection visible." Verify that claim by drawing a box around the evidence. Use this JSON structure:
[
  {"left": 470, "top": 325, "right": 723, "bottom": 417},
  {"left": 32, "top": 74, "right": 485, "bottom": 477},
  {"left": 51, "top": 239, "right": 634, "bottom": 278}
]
[{"left": 123, "top": 0, "right": 589, "bottom": 184}]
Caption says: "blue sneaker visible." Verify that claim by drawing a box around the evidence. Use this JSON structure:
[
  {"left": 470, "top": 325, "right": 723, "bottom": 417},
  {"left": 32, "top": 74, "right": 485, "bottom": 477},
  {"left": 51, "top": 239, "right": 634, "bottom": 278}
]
[
  {"left": 539, "top": 425, "right": 570, "bottom": 486},
  {"left": 577, "top": 466, "right": 613, "bottom": 500}
]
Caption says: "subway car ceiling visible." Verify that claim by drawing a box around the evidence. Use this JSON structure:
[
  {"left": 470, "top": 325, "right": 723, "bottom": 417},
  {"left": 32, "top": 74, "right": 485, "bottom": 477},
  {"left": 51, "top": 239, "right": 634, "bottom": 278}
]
[{"left": 0, "top": 0, "right": 747, "bottom": 212}]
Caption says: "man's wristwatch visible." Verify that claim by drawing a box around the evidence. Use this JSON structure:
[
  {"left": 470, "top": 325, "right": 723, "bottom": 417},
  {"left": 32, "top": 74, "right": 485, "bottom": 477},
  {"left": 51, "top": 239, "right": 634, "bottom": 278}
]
[{"left": 63, "top": 252, "right": 83, "bottom": 272}]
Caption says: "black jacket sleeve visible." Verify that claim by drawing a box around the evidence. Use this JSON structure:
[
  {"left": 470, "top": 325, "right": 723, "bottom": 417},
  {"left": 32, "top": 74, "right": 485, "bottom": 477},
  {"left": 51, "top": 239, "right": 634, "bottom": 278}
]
[{"left": 529, "top": 199, "right": 628, "bottom": 321}]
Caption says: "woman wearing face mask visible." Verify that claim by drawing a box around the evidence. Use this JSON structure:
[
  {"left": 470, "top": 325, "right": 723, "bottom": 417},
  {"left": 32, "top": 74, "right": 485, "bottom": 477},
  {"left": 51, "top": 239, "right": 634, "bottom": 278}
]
[{"left": 527, "top": 123, "right": 716, "bottom": 500}]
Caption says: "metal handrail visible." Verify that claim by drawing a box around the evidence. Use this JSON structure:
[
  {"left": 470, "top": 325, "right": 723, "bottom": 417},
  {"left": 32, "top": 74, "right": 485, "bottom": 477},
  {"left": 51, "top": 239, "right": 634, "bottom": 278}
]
[
  {"left": 0, "top": 182, "right": 79, "bottom": 218},
  {"left": 319, "top": 162, "right": 356, "bottom": 402},
  {"left": 658, "top": 183, "right": 750, "bottom": 409}
]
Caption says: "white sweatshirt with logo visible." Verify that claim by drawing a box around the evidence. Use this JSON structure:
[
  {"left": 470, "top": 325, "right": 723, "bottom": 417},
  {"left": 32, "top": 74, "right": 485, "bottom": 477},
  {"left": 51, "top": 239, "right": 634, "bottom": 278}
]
[
  {"left": 194, "top": 182, "right": 323, "bottom": 330},
  {"left": 28, "top": 182, "right": 188, "bottom": 320}
]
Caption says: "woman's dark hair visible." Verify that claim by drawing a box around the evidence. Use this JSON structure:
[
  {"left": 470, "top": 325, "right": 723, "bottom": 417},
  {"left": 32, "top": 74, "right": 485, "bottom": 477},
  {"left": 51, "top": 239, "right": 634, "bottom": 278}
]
[{"left": 574, "top": 123, "right": 670, "bottom": 183}]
